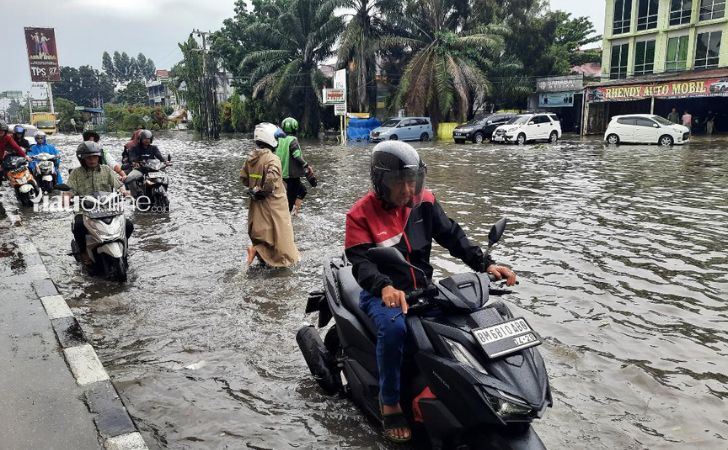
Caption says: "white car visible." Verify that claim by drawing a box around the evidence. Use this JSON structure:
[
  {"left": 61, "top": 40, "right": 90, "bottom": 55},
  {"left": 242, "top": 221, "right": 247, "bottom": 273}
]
[
  {"left": 491, "top": 113, "right": 562, "bottom": 145},
  {"left": 604, "top": 114, "right": 690, "bottom": 146}
]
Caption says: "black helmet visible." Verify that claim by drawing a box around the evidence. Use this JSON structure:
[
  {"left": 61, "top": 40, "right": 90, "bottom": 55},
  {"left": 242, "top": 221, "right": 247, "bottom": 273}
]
[
  {"left": 138, "top": 129, "right": 153, "bottom": 145},
  {"left": 0, "top": 122, "right": 8, "bottom": 132},
  {"left": 370, "top": 141, "right": 426, "bottom": 206},
  {"left": 76, "top": 141, "right": 103, "bottom": 166},
  {"left": 82, "top": 130, "right": 100, "bottom": 142}
]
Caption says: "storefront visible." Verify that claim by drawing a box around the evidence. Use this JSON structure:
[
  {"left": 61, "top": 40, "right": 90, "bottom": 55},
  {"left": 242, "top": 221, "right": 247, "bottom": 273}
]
[
  {"left": 531, "top": 75, "right": 584, "bottom": 134},
  {"left": 583, "top": 68, "right": 728, "bottom": 135}
]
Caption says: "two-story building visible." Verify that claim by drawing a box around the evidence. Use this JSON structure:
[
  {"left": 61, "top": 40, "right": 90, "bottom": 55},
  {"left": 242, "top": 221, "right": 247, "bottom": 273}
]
[
  {"left": 146, "top": 69, "right": 177, "bottom": 108},
  {"left": 583, "top": 0, "right": 728, "bottom": 134}
]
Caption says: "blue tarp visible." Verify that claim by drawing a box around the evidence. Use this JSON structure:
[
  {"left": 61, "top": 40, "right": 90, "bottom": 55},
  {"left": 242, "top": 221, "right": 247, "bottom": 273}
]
[{"left": 347, "top": 117, "right": 381, "bottom": 141}]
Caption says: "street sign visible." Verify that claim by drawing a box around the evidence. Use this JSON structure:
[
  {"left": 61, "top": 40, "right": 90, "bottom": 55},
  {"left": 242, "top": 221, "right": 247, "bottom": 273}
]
[
  {"left": 323, "top": 88, "right": 345, "bottom": 104},
  {"left": 334, "top": 103, "right": 346, "bottom": 116},
  {"left": 334, "top": 69, "right": 346, "bottom": 90}
]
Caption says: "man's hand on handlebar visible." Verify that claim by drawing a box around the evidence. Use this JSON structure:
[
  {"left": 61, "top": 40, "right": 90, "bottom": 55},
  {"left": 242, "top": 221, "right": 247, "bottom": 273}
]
[
  {"left": 487, "top": 265, "right": 517, "bottom": 286},
  {"left": 382, "top": 285, "right": 408, "bottom": 314}
]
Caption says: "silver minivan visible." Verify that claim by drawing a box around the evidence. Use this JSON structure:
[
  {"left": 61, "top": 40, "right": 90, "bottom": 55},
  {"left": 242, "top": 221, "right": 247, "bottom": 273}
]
[{"left": 370, "top": 117, "right": 434, "bottom": 142}]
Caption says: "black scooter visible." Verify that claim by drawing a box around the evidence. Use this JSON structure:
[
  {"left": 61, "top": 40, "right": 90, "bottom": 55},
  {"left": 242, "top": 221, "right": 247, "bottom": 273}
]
[{"left": 297, "top": 219, "right": 551, "bottom": 449}]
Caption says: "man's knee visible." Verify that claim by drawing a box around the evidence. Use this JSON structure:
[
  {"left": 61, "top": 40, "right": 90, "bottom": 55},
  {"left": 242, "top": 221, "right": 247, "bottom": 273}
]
[{"left": 379, "top": 317, "right": 407, "bottom": 345}]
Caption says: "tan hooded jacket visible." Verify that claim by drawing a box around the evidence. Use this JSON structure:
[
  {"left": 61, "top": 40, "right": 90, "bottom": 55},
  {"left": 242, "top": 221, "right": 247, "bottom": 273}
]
[{"left": 240, "top": 147, "right": 300, "bottom": 267}]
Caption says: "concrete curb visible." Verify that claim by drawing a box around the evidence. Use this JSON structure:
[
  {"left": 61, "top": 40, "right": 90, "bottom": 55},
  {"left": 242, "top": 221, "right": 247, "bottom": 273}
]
[{"left": 1, "top": 197, "right": 148, "bottom": 450}]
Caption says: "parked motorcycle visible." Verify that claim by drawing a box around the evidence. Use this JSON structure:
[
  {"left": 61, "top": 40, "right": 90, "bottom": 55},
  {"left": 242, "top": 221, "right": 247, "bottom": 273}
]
[
  {"left": 32, "top": 152, "right": 60, "bottom": 193},
  {"left": 127, "top": 156, "right": 170, "bottom": 211},
  {"left": 69, "top": 190, "right": 130, "bottom": 282},
  {"left": 297, "top": 219, "right": 551, "bottom": 449},
  {"left": 3, "top": 155, "right": 39, "bottom": 207}
]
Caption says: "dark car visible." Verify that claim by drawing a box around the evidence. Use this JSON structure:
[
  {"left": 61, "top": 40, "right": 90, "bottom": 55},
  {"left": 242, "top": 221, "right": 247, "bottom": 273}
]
[{"left": 452, "top": 113, "right": 517, "bottom": 144}]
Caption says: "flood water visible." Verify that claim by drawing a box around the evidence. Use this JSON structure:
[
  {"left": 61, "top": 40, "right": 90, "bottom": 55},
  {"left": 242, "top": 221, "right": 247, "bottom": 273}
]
[{"left": 8, "top": 132, "right": 728, "bottom": 449}]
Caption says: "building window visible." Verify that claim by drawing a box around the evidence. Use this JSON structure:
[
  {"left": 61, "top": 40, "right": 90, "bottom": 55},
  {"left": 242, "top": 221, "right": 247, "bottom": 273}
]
[
  {"left": 634, "top": 40, "right": 656, "bottom": 75},
  {"left": 637, "top": 0, "right": 659, "bottom": 30},
  {"left": 610, "top": 43, "right": 630, "bottom": 79},
  {"left": 699, "top": 0, "right": 726, "bottom": 20},
  {"left": 613, "top": 0, "right": 632, "bottom": 34},
  {"left": 666, "top": 36, "right": 689, "bottom": 70},
  {"left": 695, "top": 31, "right": 722, "bottom": 68},
  {"left": 670, "top": 0, "right": 693, "bottom": 25}
]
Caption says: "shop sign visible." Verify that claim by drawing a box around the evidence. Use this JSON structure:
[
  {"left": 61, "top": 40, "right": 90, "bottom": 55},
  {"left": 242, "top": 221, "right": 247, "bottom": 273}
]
[
  {"left": 539, "top": 92, "right": 574, "bottom": 107},
  {"left": 322, "top": 88, "right": 345, "bottom": 104},
  {"left": 537, "top": 75, "right": 583, "bottom": 92},
  {"left": 587, "top": 78, "right": 728, "bottom": 102}
]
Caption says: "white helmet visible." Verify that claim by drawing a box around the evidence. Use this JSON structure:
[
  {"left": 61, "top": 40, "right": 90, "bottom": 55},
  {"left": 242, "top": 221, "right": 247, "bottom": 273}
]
[{"left": 254, "top": 122, "right": 278, "bottom": 149}]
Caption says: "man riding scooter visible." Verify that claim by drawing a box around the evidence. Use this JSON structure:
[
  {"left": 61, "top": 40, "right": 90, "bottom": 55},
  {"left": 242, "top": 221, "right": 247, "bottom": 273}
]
[
  {"left": 28, "top": 131, "right": 64, "bottom": 188},
  {"left": 344, "top": 141, "right": 516, "bottom": 443},
  {"left": 125, "top": 130, "right": 169, "bottom": 197},
  {"left": 12, "top": 124, "right": 31, "bottom": 152},
  {"left": 65, "top": 142, "right": 134, "bottom": 267},
  {"left": 0, "top": 122, "right": 29, "bottom": 186}
]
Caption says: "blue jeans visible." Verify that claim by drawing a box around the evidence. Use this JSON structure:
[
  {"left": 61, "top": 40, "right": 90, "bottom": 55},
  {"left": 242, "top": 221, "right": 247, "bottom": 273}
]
[{"left": 359, "top": 290, "right": 407, "bottom": 406}]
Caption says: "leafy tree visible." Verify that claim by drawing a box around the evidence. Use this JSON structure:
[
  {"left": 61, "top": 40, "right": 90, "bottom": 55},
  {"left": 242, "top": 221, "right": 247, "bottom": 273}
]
[
  {"left": 116, "top": 81, "right": 148, "bottom": 105},
  {"left": 170, "top": 36, "right": 204, "bottom": 132},
  {"left": 55, "top": 97, "right": 82, "bottom": 132},
  {"left": 242, "top": 0, "right": 343, "bottom": 135},
  {"left": 104, "top": 51, "right": 156, "bottom": 82},
  {"left": 6, "top": 99, "right": 24, "bottom": 123},
  {"left": 53, "top": 65, "right": 114, "bottom": 106},
  {"left": 337, "top": 0, "right": 398, "bottom": 112},
  {"left": 388, "top": 0, "right": 506, "bottom": 126}
]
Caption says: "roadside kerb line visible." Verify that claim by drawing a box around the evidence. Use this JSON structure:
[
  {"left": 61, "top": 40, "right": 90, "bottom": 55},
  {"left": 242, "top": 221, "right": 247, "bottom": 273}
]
[{"left": 1, "top": 195, "right": 149, "bottom": 450}]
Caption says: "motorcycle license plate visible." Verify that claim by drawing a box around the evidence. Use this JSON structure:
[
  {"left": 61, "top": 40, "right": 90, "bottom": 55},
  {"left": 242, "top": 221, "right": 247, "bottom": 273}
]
[{"left": 472, "top": 318, "right": 541, "bottom": 359}]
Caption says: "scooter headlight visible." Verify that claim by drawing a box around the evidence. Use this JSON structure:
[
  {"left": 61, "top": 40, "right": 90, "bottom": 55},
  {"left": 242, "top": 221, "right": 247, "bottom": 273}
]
[
  {"left": 487, "top": 390, "right": 532, "bottom": 419},
  {"left": 442, "top": 337, "right": 488, "bottom": 375}
]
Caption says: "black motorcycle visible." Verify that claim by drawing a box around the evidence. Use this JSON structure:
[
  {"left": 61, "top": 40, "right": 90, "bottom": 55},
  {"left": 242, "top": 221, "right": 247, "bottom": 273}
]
[
  {"left": 128, "top": 157, "right": 170, "bottom": 211},
  {"left": 297, "top": 219, "right": 551, "bottom": 449}
]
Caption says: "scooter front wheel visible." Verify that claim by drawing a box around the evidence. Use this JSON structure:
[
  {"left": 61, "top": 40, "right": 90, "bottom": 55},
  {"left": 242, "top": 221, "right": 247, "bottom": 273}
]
[{"left": 470, "top": 424, "right": 546, "bottom": 450}]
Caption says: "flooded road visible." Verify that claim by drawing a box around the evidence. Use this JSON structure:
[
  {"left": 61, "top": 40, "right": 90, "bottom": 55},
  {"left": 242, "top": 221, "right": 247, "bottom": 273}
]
[{"left": 10, "top": 132, "right": 728, "bottom": 449}]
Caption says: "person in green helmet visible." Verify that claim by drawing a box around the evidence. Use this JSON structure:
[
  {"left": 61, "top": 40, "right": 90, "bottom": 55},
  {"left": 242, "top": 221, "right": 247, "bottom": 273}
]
[{"left": 274, "top": 117, "right": 315, "bottom": 215}]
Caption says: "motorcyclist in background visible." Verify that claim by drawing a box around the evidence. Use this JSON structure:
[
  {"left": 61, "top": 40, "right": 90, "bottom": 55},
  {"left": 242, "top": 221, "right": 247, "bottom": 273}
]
[
  {"left": 0, "top": 122, "right": 29, "bottom": 186},
  {"left": 82, "top": 130, "right": 126, "bottom": 181},
  {"left": 12, "top": 125, "right": 31, "bottom": 152},
  {"left": 125, "top": 130, "right": 169, "bottom": 195},
  {"left": 28, "top": 131, "right": 64, "bottom": 184}
]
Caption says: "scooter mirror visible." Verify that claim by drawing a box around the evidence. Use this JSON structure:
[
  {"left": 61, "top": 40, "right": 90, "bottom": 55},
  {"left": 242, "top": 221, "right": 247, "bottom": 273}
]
[
  {"left": 488, "top": 217, "right": 508, "bottom": 247},
  {"left": 55, "top": 183, "right": 71, "bottom": 192},
  {"left": 367, "top": 247, "right": 409, "bottom": 267}
]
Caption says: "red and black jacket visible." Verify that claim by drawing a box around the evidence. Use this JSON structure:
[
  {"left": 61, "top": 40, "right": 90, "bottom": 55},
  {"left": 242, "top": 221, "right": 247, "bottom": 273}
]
[{"left": 344, "top": 189, "right": 493, "bottom": 298}]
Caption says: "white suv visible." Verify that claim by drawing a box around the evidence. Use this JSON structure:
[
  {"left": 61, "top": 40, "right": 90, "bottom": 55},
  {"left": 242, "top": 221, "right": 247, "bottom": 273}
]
[
  {"left": 492, "top": 113, "right": 562, "bottom": 145},
  {"left": 604, "top": 114, "right": 690, "bottom": 146}
]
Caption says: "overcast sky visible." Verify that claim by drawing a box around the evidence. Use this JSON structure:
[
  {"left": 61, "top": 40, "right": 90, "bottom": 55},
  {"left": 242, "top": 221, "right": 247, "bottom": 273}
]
[{"left": 0, "top": 0, "right": 605, "bottom": 94}]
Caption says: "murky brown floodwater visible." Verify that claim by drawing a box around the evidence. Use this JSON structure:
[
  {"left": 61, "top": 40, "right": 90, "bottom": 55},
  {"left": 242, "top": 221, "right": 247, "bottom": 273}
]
[{"left": 9, "top": 132, "right": 728, "bottom": 449}]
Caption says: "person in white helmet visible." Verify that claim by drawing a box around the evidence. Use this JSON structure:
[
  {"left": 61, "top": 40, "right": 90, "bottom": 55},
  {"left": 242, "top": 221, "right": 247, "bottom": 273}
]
[{"left": 240, "top": 122, "right": 300, "bottom": 267}]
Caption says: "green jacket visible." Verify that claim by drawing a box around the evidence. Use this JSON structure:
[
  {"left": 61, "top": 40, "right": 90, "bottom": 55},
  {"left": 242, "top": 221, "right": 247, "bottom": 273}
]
[
  {"left": 275, "top": 136, "right": 307, "bottom": 179},
  {"left": 67, "top": 164, "right": 121, "bottom": 196}
]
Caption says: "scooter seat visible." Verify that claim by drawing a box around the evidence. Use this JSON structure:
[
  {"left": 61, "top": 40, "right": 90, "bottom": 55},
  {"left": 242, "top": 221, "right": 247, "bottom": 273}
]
[{"left": 338, "top": 266, "right": 377, "bottom": 337}]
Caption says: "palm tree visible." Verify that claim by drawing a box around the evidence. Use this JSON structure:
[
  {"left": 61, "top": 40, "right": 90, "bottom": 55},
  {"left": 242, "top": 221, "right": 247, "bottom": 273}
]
[
  {"left": 242, "top": 0, "right": 343, "bottom": 135},
  {"left": 386, "top": 0, "right": 506, "bottom": 127},
  {"left": 336, "top": 0, "right": 398, "bottom": 113}
]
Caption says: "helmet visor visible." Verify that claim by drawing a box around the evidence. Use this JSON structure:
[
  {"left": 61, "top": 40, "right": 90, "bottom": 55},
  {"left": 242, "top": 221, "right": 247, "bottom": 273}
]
[{"left": 381, "top": 166, "right": 426, "bottom": 206}]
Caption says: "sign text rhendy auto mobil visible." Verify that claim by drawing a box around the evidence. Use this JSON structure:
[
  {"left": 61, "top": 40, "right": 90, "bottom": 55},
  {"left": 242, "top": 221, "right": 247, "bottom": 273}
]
[{"left": 588, "top": 78, "right": 728, "bottom": 102}]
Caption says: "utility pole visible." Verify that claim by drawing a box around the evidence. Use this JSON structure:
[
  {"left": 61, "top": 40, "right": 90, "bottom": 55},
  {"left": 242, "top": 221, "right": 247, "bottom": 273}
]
[{"left": 192, "top": 29, "right": 219, "bottom": 139}]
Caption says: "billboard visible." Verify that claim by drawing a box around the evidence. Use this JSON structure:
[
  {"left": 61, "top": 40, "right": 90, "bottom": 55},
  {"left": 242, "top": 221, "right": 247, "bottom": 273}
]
[
  {"left": 24, "top": 27, "right": 61, "bottom": 82},
  {"left": 536, "top": 75, "right": 583, "bottom": 93},
  {"left": 587, "top": 78, "right": 728, "bottom": 102}
]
